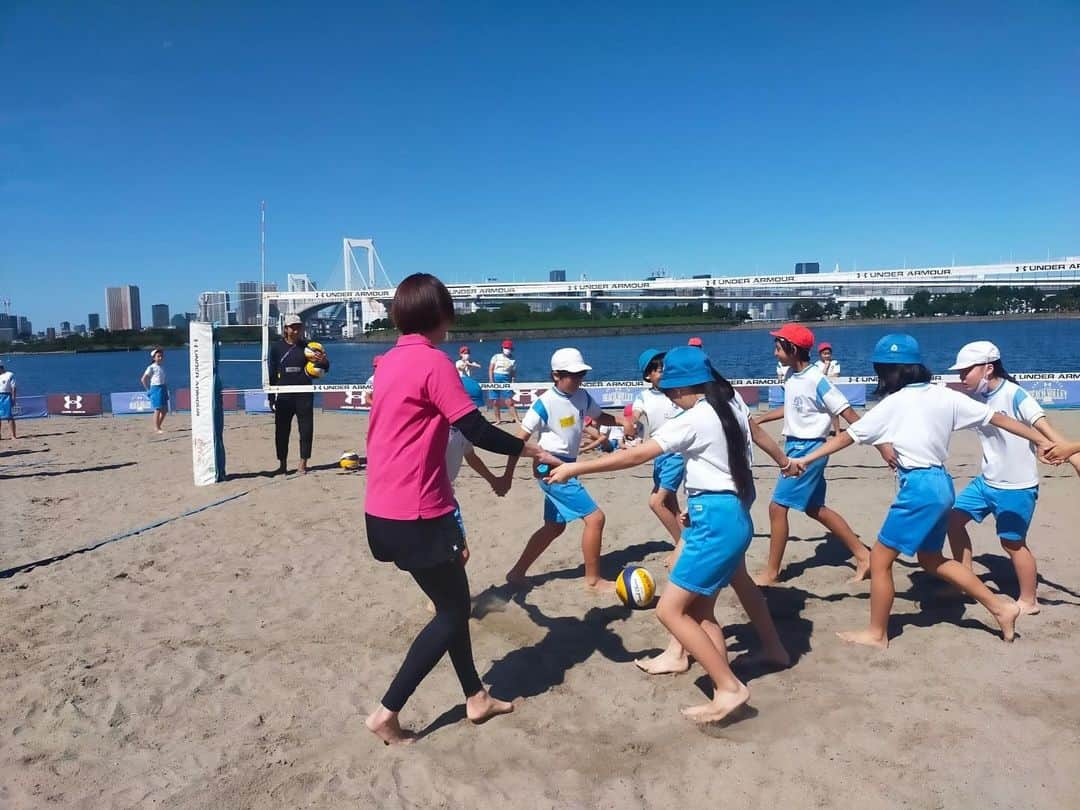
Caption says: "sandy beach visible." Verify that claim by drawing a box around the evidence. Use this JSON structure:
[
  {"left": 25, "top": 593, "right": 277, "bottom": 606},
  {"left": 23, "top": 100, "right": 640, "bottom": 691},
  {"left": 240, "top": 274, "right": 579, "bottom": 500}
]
[{"left": 2, "top": 409, "right": 1079, "bottom": 809}]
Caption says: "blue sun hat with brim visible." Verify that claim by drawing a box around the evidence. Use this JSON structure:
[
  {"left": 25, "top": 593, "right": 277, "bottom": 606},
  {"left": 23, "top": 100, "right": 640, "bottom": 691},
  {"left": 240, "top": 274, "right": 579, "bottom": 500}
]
[
  {"left": 658, "top": 346, "right": 713, "bottom": 389},
  {"left": 638, "top": 348, "right": 665, "bottom": 379},
  {"left": 871, "top": 334, "right": 923, "bottom": 365}
]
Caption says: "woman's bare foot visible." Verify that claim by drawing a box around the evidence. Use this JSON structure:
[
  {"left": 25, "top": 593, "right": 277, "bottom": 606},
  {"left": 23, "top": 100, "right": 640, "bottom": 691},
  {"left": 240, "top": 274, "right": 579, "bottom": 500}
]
[
  {"left": 585, "top": 578, "right": 617, "bottom": 594},
  {"left": 365, "top": 707, "right": 417, "bottom": 746},
  {"left": 681, "top": 682, "right": 750, "bottom": 724},
  {"left": 465, "top": 689, "right": 515, "bottom": 724},
  {"left": 635, "top": 649, "right": 690, "bottom": 675},
  {"left": 993, "top": 601, "right": 1022, "bottom": 641},
  {"left": 836, "top": 628, "right": 889, "bottom": 649},
  {"left": 752, "top": 569, "right": 780, "bottom": 587},
  {"left": 1016, "top": 599, "right": 1040, "bottom": 616},
  {"left": 847, "top": 557, "right": 871, "bottom": 583},
  {"left": 298, "top": 460, "right": 308, "bottom": 475}
]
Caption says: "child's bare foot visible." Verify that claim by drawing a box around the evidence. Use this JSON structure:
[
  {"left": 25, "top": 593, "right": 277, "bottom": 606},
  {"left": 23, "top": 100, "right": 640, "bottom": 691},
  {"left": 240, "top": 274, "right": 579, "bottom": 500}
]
[
  {"left": 585, "top": 578, "right": 616, "bottom": 594},
  {"left": 836, "top": 628, "right": 889, "bottom": 649},
  {"left": 365, "top": 707, "right": 417, "bottom": 746},
  {"left": 635, "top": 649, "right": 690, "bottom": 675},
  {"left": 465, "top": 689, "right": 515, "bottom": 724},
  {"left": 994, "top": 601, "right": 1022, "bottom": 641},
  {"left": 1017, "top": 599, "right": 1040, "bottom": 616},
  {"left": 848, "top": 557, "right": 871, "bottom": 583},
  {"left": 681, "top": 682, "right": 750, "bottom": 723},
  {"left": 752, "top": 569, "right": 780, "bottom": 587}
]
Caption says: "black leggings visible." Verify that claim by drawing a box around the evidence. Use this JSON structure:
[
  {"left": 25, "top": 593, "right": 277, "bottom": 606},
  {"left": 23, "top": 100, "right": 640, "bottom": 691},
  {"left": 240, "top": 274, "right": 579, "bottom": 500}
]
[
  {"left": 274, "top": 392, "right": 314, "bottom": 461},
  {"left": 382, "top": 559, "right": 482, "bottom": 712}
]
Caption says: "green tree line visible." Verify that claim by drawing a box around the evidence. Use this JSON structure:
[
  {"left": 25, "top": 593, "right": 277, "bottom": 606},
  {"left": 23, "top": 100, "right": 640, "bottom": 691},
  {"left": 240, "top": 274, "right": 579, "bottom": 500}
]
[{"left": 1, "top": 326, "right": 263, "bottom": 353}]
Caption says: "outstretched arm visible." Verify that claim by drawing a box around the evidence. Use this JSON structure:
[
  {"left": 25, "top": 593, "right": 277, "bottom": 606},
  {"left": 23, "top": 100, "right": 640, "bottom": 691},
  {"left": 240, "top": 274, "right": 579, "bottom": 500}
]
[
  {"left": 989, "top": 413, "right": 1052, "bottom": 454},
  {"left": 791, "top": 431, "right": 855, "bottom": 471},
  {"left": 1032, "top": 420, "right": 1080, "bottom": 476},
  {"left": 755, "top": 406, "right": 784, "bottom": 425},
  {"left": 546, "top": 439, "right": 664, "bottom": 483},
  {"left": 748, "top": 419, "right": 790, "bottom": 469}
]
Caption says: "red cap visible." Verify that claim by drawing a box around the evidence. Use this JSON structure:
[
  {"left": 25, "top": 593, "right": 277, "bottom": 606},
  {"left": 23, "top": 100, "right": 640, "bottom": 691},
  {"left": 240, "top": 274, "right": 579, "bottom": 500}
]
[
  {"left": 687, "top": 336, "right": 703, "bottom": 347},
  {"left": 373, "top": 354, "right": 383, "bottom": 367},
  {"left": 458, "top": 345, "right": 469, "bottom": 354},
  {"left": 770, "top": 323, "right": 814, "bottom": 350},
  {"left": 623, "top": 403, "right": 635, "bottom": 419},
  {"left": 819, "top": 342, "right": 833, "bottom": 352},
  {"left": 501, "top": 339, "right": 513, "bottom": 349}
]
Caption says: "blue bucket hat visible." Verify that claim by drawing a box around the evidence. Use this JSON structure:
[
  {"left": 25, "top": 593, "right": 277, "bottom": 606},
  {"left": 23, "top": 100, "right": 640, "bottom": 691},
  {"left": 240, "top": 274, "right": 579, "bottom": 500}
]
[
  {"left": 658, "top": 346, "right": 713, "bottom": 389},
  {"left": 871, "top": 334, "right": 923, "bottom": 365},
  {"left": 637, "top": 348, "right": 664, "bottom": 379}
]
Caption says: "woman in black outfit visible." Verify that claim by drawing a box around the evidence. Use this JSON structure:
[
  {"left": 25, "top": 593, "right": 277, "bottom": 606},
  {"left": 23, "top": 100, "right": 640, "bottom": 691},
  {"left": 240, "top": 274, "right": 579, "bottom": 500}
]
[{"left": 363, "top": 273, "right": 558, "bottom": 745}]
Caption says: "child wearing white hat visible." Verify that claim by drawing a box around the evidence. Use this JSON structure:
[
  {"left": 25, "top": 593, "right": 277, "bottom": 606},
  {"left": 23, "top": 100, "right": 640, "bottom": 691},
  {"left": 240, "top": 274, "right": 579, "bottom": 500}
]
[
  {"left": 504, "top": 347, "right": 619, "bottom": 592},
  {"left": 946, "top": 340, "right": 1079, "bottom": 614}
]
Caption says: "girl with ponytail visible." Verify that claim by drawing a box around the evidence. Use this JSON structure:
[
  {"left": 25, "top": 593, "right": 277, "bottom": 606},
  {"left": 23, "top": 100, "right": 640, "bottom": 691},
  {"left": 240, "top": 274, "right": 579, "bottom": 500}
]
[{"left": 546, "top": 347, "right": 793, "bottom": 723}]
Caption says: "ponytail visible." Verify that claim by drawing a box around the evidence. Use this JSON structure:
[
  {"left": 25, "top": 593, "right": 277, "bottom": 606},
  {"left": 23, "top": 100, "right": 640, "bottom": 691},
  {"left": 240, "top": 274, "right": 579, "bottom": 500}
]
[
  {"left": 990, "top": 359, "right": 1018, "bottom": 385},
  {"left": 700, "top": 361, "right": 755, "bottom": 506}
]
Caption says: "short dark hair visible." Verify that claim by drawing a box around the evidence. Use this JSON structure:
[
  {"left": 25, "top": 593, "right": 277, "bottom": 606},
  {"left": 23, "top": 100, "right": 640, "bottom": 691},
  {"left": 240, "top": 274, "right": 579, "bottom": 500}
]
[
  {"left": 775, "top": 338, "right": 810, "bottom": 363},
  {"left": 642, "top": 354, "right": 665, "bottom": 381},
  {"left": 873, "top": 362, "right": 932, "bottom": 397},
  {"left": 391, "top": 273, "right": 455, "bottom": 335}
]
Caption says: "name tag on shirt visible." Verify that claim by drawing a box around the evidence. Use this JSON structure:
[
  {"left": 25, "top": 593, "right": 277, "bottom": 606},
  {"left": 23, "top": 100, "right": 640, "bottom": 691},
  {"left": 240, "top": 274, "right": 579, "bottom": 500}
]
[{"left": 559, "top": 415, "right": 576, "bottom": 428}]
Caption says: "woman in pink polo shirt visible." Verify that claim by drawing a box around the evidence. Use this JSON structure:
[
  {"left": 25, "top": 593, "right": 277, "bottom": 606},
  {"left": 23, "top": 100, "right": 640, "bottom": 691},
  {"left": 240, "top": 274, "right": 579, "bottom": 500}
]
[{"left": 364, "top": 273, "right": 558, "bottom": 746}]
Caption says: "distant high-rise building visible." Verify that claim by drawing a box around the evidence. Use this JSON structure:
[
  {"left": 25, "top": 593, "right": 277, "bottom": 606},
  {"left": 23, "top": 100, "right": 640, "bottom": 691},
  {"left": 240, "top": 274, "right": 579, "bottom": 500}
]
[
  {"left": 198, "top": 291, "right": 230, "bottom": 323},
  {"left": 46, "top": 327, "right": 57, "bottom": 340},
  {"left": 0, "top": 314, "right": 15, "bottom": 343},
  {"left": 795, "top": 262, "right": 820, "bottom": 275},
  {"left": 17, "top": 316, "right": 32, "bottom": 337},
  {"left": 105, "top": 285, "right": 141, "bottom": 330},
  {"left": 549, "top": 270, "right": 566, "bottom": 283},
  {"left": 235, "top": 281, "right": 279, "bottom": 325},
  {"left": 59, "top": 321, "right": 72, "bottom": 336},
  {"left": 76, "top": 324, "right": 87, "bottom": 335},
  {"left": 88, "top": 313, "right": 100, "bottom": 331},
  {"left": 170, "top": 312, "right": 193, "bottom": 330},
  {"left": 152, "top": 304, "right": 170, "bottom": 328}
]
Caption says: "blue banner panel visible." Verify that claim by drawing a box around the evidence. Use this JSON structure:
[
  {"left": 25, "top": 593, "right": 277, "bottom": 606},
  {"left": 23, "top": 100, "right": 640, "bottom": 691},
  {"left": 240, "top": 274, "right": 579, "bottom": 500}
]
[
  {"left": 243, "top": 389, "right": 272, "bottom": 413},
  {"left": 1020, "top": 379, "right": 1080, "bottom": 409},
  {"left": 110, "top": 391, "right": 155, "bottom": 415},
  {"left": 768, "top": 383, "right": 866, "bottom": 408},
  {"left": 12, "top": 395, "right": 48, "bottom": 419}
]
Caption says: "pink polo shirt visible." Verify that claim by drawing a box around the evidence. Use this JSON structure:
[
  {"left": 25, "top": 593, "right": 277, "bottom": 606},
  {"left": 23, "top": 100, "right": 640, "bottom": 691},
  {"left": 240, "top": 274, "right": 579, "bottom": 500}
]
[{"left": 364, "top": 334, "right": 478, "bottom": 520}]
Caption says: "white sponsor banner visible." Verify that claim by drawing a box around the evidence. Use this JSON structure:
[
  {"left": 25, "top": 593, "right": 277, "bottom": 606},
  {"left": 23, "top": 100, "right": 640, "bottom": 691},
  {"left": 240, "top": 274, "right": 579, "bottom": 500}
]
[{"left": 190, "top": 321, "right": 221, "bottom": 486}]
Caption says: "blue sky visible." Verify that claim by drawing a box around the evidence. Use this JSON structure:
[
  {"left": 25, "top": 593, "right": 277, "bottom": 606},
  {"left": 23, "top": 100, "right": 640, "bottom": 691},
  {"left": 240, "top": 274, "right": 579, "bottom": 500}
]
[{"left": 2, "top": 2, "right": 1077, "bottom": 329}]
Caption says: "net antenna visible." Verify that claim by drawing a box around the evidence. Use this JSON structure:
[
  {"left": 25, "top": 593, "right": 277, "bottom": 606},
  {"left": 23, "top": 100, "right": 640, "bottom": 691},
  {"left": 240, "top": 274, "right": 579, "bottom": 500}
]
[{"left": 343, "top": 238, "right": 394, "bottom": 339}]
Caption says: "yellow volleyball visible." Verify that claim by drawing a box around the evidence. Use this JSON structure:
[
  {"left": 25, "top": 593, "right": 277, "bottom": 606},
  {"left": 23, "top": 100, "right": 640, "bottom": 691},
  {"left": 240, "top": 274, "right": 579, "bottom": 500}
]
[
  {"left": 615, "top": 565, "right": 656, "bottom": 609},
  {"left": 304, "top": 341, "right": 324, "bottom": 360},
  {"left": 339, "top": 452, "right": 362, "bottom": 470},
  {"left": 305, "top": 360, "right": 327, "bottom": 378}
]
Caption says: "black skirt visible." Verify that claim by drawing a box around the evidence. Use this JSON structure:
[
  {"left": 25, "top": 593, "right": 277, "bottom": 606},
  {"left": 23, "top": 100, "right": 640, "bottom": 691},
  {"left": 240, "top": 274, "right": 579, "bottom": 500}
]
[{"left": 365, "top": 510, "right": 465, "bottom": 571}]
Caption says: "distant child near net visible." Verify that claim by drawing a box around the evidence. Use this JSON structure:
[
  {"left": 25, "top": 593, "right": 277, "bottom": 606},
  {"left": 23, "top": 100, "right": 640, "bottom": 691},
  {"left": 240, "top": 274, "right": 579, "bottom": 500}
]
[
  {"left": 623, "top": 349, "right": 686, "bottom": 564},
  {"left": 946, "top": 341, "right": 1080, "bottom": 615},
  {"left": 753, "top": 324, "right": 878, "bottom": 586},
  {"left": 141, "top": 348, "right": 169, "bottom": 434},
  {"left": 787, "top": 334, "right": 1056, "bottom": 649},
  {"left": 546, "top": 348, "right": 790, "bottom": 722},
  {"left": 505, "top": 348, "right": 619, "bottom": 592},
  {"left": 456, "top": 346, "right": 481, "bottom": 378}
]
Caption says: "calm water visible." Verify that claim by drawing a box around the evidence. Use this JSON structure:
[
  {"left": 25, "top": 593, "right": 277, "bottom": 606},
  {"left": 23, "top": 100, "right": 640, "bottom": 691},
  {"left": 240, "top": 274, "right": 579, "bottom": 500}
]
[{"left": 5, "top": 318, "right": 1078, "bottom": 396}]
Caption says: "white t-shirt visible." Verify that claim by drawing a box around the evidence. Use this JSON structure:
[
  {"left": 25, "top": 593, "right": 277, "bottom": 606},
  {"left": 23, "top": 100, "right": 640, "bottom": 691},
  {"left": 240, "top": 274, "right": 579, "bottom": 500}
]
[
  {"left": 847, "top": 383, "right": 993, "bottom": 469},
  {"left": 652, "top": 396, "right": 752, "bottom": 496},
  {"left": 490, "top": 352, "right": 516, "bottom": 378},
  {"left": 0, "top": 371, "right": 14, "bottom": 394},
  {"left": 632, "top": 386, "right": 682, "bottom": 440},
  {"left": 455, "top": 357, "right": 476, "bottom": 377},
  {"left": 521, "top": 387, "right": 602, "bottom": 459},
  {"left": 143, "top": 363, "right": 167, "bottom": 386},
  {"left": 446, "top": 427, "right": 473, "bottom": 482},
  {"left": 972, "top": 380, "right": 1045, "bottom": 489},
  {"left": 815, "top": 359, "right": 841, "bottom": 378},
  {"left": 781, "top": 364, "right": 850, "bottom": 439}
]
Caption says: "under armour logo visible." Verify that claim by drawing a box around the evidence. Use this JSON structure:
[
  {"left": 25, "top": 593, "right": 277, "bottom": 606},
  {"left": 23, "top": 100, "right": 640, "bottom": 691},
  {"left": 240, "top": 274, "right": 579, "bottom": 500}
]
[
  {"left": 64, "top": 395, "right": 83, "bottom": 409},
  {"left": 344, "top": 390, "right": 359, "bottom": 405}
]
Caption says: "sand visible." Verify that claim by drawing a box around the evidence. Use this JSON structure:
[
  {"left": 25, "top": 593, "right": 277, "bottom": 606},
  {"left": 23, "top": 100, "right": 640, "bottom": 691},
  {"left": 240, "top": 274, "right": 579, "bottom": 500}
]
[{"left": 2, "top": 409, "right": 1080, "bottom": 809}]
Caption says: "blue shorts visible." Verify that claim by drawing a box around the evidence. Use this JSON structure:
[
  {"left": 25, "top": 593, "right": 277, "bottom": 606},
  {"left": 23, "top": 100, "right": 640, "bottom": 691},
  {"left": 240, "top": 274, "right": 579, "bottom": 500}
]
[
  {"left": 670, "top": 492, "right": 753, "bottom": 596},
  {"left": 953, "top": 476, "right": 1038, "bottom": 543},
  {"left": 489, "top": 372, "right": 513, "bottom": 402},
  {"left": 538, "top": 476, "right": 599, "bottom": 524},
  {"left": 772, "top": 437, "right": 827, "bottom": 512},
  {"left": 879, "top": 466, "right": 955, "bottom": 557},
  {"left": 652, "top": 452, "right": 686, "bottom": 492},
  {"left": 452, "top": 502, "right": 466, "bottom": 539},
  {"left": 0, "top": 393, "right": 10, "bottom": 419},
  {"left": 149, "top": 385, "right": 169, "bottom": 411}
]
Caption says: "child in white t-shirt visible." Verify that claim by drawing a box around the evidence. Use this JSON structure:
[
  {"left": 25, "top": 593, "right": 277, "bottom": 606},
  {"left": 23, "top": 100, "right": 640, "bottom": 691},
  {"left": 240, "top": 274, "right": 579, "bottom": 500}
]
[
  {"left": 140, "top": 348, "right": 169, "bottom": 433},
  {"left": 946, "top": 341, "right": 1079, "bottom": 614},
  {"left": 455, "top": 345, "right": 481, "bottom": 378},
  {"left": 788, "top": 334, "right": 1054, "bottom": 649},
  {"left": 504, "top": 348, "right": 618, "bottom": 592}
]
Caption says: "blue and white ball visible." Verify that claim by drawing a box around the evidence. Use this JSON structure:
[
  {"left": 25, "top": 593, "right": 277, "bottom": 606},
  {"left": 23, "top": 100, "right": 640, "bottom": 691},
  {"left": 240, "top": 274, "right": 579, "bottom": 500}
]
[{"left": 616, "top": 565, "right": 656, "bottom": 609}]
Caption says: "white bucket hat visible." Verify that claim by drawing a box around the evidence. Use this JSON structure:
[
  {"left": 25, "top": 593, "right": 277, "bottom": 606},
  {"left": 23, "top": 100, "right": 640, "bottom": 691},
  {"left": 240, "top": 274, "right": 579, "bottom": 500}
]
[
  {"left": 550, "top": 347, "right": 592, "bottom": 373},
  {"left": 948, "top": 340, "right": 1001, "bottom": 370}
]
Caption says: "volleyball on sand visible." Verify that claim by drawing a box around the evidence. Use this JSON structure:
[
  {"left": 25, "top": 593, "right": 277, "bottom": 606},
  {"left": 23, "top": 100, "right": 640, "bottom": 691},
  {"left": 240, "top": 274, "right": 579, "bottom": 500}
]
[{"left": 615, "top": 565, "right": 656, "bottom": 608}]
